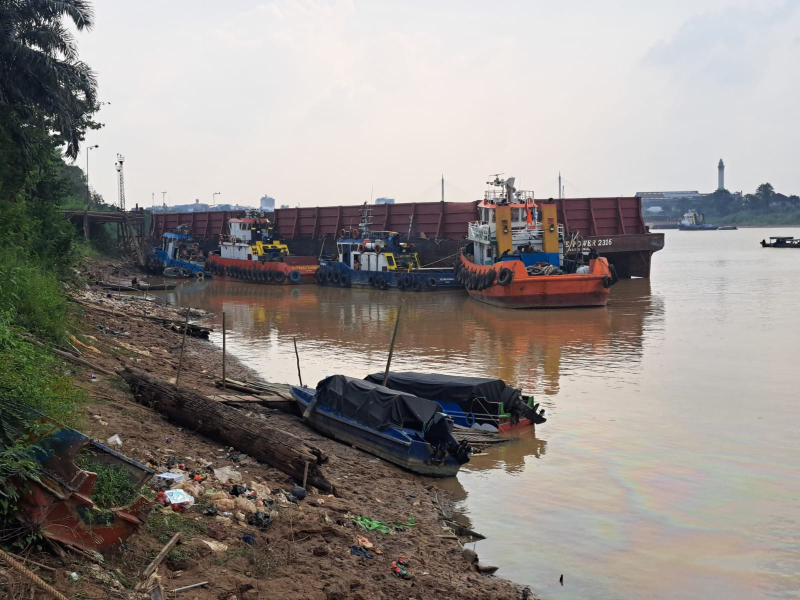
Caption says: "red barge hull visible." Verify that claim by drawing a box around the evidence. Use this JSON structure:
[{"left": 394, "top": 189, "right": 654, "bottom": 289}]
[
  {"left": 206, "top": 256, "right": 318, "bottom": 284},
  {"left": 459, "top": 255, "right": 613, "bottom": 309}
]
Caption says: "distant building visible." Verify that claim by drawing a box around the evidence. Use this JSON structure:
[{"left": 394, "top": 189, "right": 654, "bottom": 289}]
[
  {"left": 260, "top": 195, "right": 275, "bottom": 211},
  {"left": 375, "top": 197, "right": 395, "bottom": 205},
  {"left": 638, "top": 159, "right": 741, "bottom": 212}
]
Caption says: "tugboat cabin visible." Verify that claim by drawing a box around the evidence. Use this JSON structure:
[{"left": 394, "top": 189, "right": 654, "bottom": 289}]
[{"left": 336, "top": 231, "right": 421, "bottom": 273}]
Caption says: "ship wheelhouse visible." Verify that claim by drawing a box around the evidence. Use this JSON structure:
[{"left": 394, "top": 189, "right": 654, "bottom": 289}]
[{"left": 335, "top": 230, "right": 420, "bottom": 273}]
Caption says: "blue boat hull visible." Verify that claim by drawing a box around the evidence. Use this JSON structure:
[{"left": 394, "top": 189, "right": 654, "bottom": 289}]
[
  {"left": 290, "top": 386, "right": 463, "bottom": 477},
  {"left": 316, "top": 261, "right": 462, "bottom": 292},
  {"left": 152, "top": 249, "right": 208, "bottom": 277}
]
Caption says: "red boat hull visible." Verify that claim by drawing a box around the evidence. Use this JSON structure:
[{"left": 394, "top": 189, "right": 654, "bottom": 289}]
[
  {"left": 460, "top": 255, "right": 613, "bottom": 308},
  {"left": 207, "top": 256, "right": 318, "bottom": 284}
]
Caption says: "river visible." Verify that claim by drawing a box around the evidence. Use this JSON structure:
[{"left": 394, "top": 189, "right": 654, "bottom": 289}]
[{"left": 170, "top": 227, "right": 800, "bottom": 600}]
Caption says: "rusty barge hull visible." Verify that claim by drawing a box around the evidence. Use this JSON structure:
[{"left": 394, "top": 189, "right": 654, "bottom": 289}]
[{"left": 151, "top": 197, "right": 664, "bottom": 278}]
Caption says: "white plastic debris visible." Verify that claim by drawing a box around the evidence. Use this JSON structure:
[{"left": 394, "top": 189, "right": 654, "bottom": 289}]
[
  {"left": 107, "top": 434, "right": 123, "bottom": 447},
  {"left": 154, "top": 472, "right": 185, "bottom": 487},
  {"left": 213, "top": 466, "right": 243, "bottom": 484},
  {"left": 164, "top": 489, "right": 195, "bottom": 507}
]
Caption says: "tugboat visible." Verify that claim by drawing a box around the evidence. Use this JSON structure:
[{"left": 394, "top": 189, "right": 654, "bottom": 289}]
[
  {"left": 146, "top": 225, "right": 207, "bottom": 279},
  {"left": 458, "top": 176, "right": 617, "bottom": 309},
  {"left": 315, "top": 204, "right": 461, "bottom": 291},
  {"left": 205, "top": 211, "right": 318, "bottom": 284},
  {"left": 761, "top": 236, "right": 800, "bottom": 248},
  {"left": 678, "top": 211, "right": 718, "bottom": 230}
]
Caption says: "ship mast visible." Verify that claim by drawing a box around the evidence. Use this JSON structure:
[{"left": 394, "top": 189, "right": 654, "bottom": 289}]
[{"left": 115, "top": 154, "right": 126, "bottom": 210}]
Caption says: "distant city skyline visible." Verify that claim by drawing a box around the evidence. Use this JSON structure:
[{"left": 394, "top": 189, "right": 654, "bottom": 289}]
[{"left": 80, "top": 1, "right": 799, "bottom": 208}]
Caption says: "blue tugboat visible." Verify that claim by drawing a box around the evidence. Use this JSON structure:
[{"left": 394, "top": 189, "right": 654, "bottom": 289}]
[
  {"left": 145, "top": 225, "right": 207, "bottom": 279},
  {"left": 315, "top": 204, "right": 461, "bottom": 292},
  {"left": 291, "top": 376, "right": 471, "bottom": 477}
]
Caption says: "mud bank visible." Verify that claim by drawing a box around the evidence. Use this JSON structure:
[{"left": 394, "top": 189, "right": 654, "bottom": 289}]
[{"left": 3, "top": 265, "right": 528, "bottom": 600}]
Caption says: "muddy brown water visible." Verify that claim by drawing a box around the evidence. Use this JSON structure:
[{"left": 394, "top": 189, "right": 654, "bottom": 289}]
[{"left": 168, "top": 227, "right": 800, "bottom": 600}]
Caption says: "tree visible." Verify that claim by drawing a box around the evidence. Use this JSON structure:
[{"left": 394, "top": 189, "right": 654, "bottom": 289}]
[
  {"left": 0, "top": 0, "right": 99, "bottom": 159},
  {"left": 709, "top": 188, "right": 732, "bottom": 216},
  {"left": 755, "top": 183, "right": 775, "bottom": 212}
]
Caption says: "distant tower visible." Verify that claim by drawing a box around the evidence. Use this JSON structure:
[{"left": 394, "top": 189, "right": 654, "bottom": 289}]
[
  {"left": 558, "top": 172, "right": 562, "bottom": 199},
  {"left": 115, "top": 154, "right": 126, "bottom": 210},
  {"left": 718, "top": 159, "right": 725, "bottom": 191}
]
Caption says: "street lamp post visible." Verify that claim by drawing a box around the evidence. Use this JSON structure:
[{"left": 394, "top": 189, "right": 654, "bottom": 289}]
[
  {"left": 213, "top": 192, "right": 221, "bottom": 207},
  {"left": 161, "top": 192, "right": 167, "bottom": 208},
  {"left": 84, "top": 145, "right": 99, "bottom": 239}
]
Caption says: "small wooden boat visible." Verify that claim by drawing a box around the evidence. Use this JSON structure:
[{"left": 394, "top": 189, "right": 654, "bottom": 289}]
[
  {"left": 291, "top": 376, "right": 471, "bottom": 477},
  {"left": 761, "top": 236, "right": 800, "bottom": 248},
  {"left": 365, "top": 372, "right": 546, "bottom": 433}
]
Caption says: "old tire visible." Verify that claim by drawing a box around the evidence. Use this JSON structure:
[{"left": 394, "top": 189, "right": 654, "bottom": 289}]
[
  {"left": 427, "top": 277, "right": 438, "bottom": 289},
  {"left": 274, "top": 270, "right": 287, "bottom": 283},
  {"left": 497, "top": 268, "right": 513, "bottom": 286},
  {"left": 378, "top": 278, "right": 387, "bottom": 290},
  {"left": 340, "top": 273, "right": 351, "bottom": 287}
]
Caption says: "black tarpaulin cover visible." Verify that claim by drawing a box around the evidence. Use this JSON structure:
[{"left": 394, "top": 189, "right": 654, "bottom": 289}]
[
  {"left": 315, "top": 375, "right": 440, "bottom": 432},
  {"left": 364, "top": 372, "right": 509, "bottom": 405}
]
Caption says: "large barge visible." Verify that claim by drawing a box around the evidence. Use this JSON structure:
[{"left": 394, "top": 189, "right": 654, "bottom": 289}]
[{"left": 152, "top": 196, "right": 664, "bottom": 278}]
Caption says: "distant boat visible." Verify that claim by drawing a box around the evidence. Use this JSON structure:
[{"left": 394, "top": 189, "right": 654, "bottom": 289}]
[
  {"left": 761, "top": 236, "right": 800, "bottom": 248},
  {"left": 718, "top": 226, "right": 738, "bottom": 230},
  {"left": 291, "top": 375, "right": 471, "bottom": 477},
  {"left": 678, "top": 211, "right": 718, "bottom": 230}
]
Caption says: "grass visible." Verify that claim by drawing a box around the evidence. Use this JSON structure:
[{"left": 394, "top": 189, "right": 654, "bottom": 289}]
[
  {"left": 224, "top": 542, "right": 280, "bottom": 578},
  {"left": 141, "top": 509, "right": 208, "bottom": 544},
  {"left": 76, "top": 457, "right": 140, "bottom": 508}
]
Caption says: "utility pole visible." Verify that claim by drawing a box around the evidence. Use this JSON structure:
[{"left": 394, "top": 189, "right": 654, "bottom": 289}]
[
  {"left": 441, "top": 174, "right": 444, "bottom": 202},
  {"left": 115, "top": 154, "right": 126, "bottom": 211},
  {"left": 213, "top": 192, "right": 220, "bottom": 206},
  {"left": 558, "top": 172, "right": 562, "bottom": 200},
  {"left": 161, "top": 191, "right": 167, "bottom": 208}
]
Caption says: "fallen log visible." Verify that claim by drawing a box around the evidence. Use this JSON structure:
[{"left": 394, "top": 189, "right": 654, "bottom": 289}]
[{"left": 119, "top": 366, "right": 332, "bottom": 492}]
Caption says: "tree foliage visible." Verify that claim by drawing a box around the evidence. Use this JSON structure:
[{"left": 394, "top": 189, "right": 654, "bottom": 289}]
[{"left": 0, "top": 0, "right": 100, "bottom": 159}]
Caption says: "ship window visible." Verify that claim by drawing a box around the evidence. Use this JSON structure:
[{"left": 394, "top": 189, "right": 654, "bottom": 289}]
[
  {"left": 512, "top": 208, "right": 521, "bottom": 222},
  {"left": 386, "top": 255, "right": 396, "bottom": 268},
  {"left": 490, "top": 210, "right": 495, "bottom": 223}
]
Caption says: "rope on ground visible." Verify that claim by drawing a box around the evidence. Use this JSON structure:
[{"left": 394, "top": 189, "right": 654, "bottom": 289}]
[{"left": 0, "top": 549, "right": 69, "bottom": 600}]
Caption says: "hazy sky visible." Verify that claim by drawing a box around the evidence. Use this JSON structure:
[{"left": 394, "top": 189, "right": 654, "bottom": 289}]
[{"left": 78, "top": 0, "right": 800, "bottom": 208}]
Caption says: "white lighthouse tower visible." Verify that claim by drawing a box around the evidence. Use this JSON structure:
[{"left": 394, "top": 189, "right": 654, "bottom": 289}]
[{"left": 717, "top": 159, "right": 725, "bottom": 191}]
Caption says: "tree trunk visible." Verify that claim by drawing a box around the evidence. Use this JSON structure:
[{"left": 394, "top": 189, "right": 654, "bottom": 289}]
[{"left": 120, "top": 366, "right": 332, "bottom": 492}]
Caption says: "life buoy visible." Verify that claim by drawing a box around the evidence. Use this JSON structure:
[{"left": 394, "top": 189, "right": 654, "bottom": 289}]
[
  {"left": 274, "top": 270, "right": 287, "bottom": 283},
  {"left": 196, "top": 270, "right": 205, "bottom": 280},
  {"left": 340, "top": 273, "right": 351, "bottom": 287},
  {"left": 288, "top": 270, "right": 301, "bottom": 284},
  {"left": 427, "top": 277, "right": 438, "bottom": 289},
  {"left": 340, "top": 228, "right": 347, "bottom": 238},
  {"left": 352, "top": 228, "right": 360, "bottom": 238},
  {"left": 497, "top": 267, "right": 513, "bottom": 286}
]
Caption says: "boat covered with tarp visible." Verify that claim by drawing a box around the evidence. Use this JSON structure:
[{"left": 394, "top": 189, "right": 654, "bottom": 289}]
[
  {"left": 291, "top": 375, "right": 471, "bottom": 477},
  {"left": 365, "top": 371, "right": 546, "bottom": 433}
]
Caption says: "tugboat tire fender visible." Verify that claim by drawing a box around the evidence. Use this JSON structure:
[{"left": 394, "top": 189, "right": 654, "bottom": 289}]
[
  {"left": 326, "top": 269, "right": 334, "bottom": 282},
  {"left": 427, "top": 277, "right": 438, "bottom": 289},
  {"left": 289, "top": 270, "right": 301, "bottom": 284},
  {"left": 602, "top": 276, "right": 612, "bottom": 289},
  {"left": 485, "top": 269, "right": 496, "bottom": 286},
  {"left": 609, "top": 263, "right": 619, "bottom": 284},
  {"left": 497, "top": 268, "right": 514, "bottom": 286},
  {"left": 378, "top": 278, "right": 388, "bottom": 289},
  {"left": 275, "top": 270, "right": 287, "bottom": 283},
  {"left": 196, "top": 271, "right": 204, "bottom": 280},
  {"left": 331, "top": 269, "right": 341, "bottom": 284},
  {"left": 340, "top": 273, "right": 351, "bottom": 287},
  {"left": 402, "top": 273, "right": 413, "bottom": 287},
  {"left": 412, "top": 278, "right": 422, "bottom": 292},
  {"left": 367, "top": 275, "right": 375, "bottom": 286}
]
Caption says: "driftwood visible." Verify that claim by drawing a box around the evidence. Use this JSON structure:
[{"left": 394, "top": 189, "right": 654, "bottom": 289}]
[{"left": 120, "top": 366, "right": 332, "bottom": 492}]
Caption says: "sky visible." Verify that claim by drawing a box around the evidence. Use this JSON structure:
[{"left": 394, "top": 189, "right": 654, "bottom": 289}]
[{"left": 77, "top": 0, "right": 800, "bottom": 209}]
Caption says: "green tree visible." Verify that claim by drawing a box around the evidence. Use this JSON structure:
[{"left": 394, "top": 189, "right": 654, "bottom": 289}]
[
  {"left": 0, "top": 0, "right": 99, "bottom": 159},
  {"left": 709, "top": 188, "right": 732, "bottom": 216},
  {"left": 755, "top": 183, "right": 775, "bottom": 212}
]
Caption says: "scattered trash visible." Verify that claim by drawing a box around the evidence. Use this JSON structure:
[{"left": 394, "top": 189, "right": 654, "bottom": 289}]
[
  {"left": 70, "top": 572, "right": 79, "bottom": 582},
  {"left": 90, "top": 374, "right": 98, "bottom": 382},
  {"left": 203, "top": 503, "right": 218, "bottom": 516},
  {"left": 391, "top": 557, "right": 410, "bottom": 579},
  {"left": 214, "top": 466, "right": 243, "bottom": 484},
  {"left": 164, "top": 489, "right": 195, "bottom": 510},
  {"left": 165, "top": 437, "right": 173, "bottom": 443},
  {"left": 353, "top": 536, "right": 373, "bottom": 549},
  {"left": 291, "top": 486, "right": 307, "bottom": 500},
  {"left": 107, "top": 434, "right": 123, "bottom": 447},
  {"left": 230, "top": 484, "right": 247, "bottom": 496},
  {"left": 350, "top": 516, "right": 416, "bottom": 535},
  {"left": 350, "top": 545, "right": 373, "bottom": 559},
  {"left": 154, "top": 472, "right": 185, "bottom": 487},
  {"left": 171, "top": 582, "right": 208, "bottom": 593},
  {"left": 242, "top": 534, "right": 256, "bottom": 546},
  {"left": 248, "top": 512, "right": 272, "bottom": 530},
  {"left": 200, "top": 540, "right": 228, "bottom": 552}
]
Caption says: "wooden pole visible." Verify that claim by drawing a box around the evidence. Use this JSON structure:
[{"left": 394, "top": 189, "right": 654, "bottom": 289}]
[
  {"left": 293, "top": 336, "right": 303, "bottom": 387},
  {"left": 302, "top": 461, "right": 309, "bottom": 490},
  {"left": 382, "top": 303, "right": 402, "bottom": 386},
  {"left": 175, "top": 307, "right": 191, "bottom": 387},
  {"left": 222, "top": 312, "right": 226, "bottom": 390}
]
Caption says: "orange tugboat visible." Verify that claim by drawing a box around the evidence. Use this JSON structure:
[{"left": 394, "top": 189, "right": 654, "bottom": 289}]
[
  {"left": 458, "top": 176, "right": 617, "bottom": 308},
  {"left": 205, "top": 211, "right": 318, "bottom": 284}
]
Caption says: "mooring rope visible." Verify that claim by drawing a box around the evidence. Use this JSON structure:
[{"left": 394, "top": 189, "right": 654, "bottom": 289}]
[{"left": 0, "top": 549, "right": 69, "bottom": 600}]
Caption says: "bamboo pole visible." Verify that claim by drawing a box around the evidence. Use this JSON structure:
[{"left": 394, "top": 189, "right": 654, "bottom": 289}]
[
  {"left": 175, "top": 307, "right": 191, "bottom": 387},
  {"left": 222, "top": 312, "right": 227, "bottom": 390},
  {"left": 293, "top": 336, "right": 303, "bottom": 387},
  {"left": 382, "top": 303, "right": 403, "bottom": 386}
]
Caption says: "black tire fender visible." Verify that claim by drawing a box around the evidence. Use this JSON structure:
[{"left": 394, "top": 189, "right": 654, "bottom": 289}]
[{"left": 497, "top": 267, "right": 513, "bottom": 286}]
